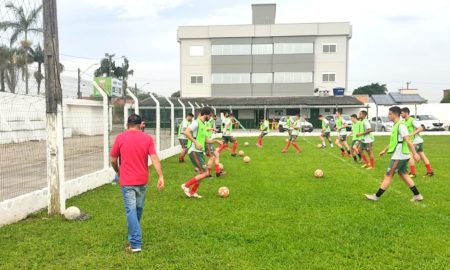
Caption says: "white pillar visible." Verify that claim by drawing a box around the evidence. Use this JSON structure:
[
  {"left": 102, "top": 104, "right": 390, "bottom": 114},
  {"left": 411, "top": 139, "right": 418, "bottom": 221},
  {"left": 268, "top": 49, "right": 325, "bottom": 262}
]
[
  {"left": 188, "top": 101, "right": 195, "bottom": 115},
  {"left": 93, "top": 81, "right": 110, "bottom": 170},
  {"left": 126, "top": 87, "right": 139, "bottom": 114},
  {"left": 211, "top": 106, "right": 217, "bottom": 114},
  {"left": 149, "top": 93, "right": 160, "bottom": 152},
  {"left": 165, "top": 96, "right": 175, "bottom": 148},
  {"left": 123, "top": 103, "right": 130, "bottom": 129},
  {"left": 178, "top": 98, "right": 186, "bottom": 119}
]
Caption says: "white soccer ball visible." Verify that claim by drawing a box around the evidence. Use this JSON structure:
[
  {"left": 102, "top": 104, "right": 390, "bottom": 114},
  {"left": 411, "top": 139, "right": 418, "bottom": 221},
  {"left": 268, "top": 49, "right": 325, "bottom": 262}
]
[
  {"left": 243, "top": 156, "right": 251, "bottom": 163},
  {"left": 238, "top": 150, "right": 245, "bottom": 157},
  {"left": 219, "top": 163, "right": 224, "bottom": 170},
  {"left": 317, "top": 144, "right": 323, "bottom": 149},
  {"left": 218, "top": 186, "right": 230, "bottom": 198},
  {"left": 314, "top": 169, "right": 324, "bottom": 178},
  {"left": 244, "top": 142, "right": 249, "bottom": 147},
  {"left": 64, "top": 206, "right": 81, "bottom": 220}
]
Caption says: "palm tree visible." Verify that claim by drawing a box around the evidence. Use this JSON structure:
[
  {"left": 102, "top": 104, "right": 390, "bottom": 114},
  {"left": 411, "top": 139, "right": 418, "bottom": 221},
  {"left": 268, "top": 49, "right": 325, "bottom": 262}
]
[
  {"left": 29, "top": 44, "right": 44, "bottom": 94},
  {"left": 0, "top": 2, "right": 43, "bottom": 94},
  {"left": 5, "top": 48, "right": 18, "bottom": 93},
  {"left": 0, "top": 46, "right": 9, "bottom": 92}
]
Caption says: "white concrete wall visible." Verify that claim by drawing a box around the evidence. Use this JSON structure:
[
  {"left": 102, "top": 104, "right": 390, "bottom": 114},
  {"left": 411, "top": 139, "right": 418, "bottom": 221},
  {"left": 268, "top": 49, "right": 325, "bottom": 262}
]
[
  {"left": 0, "top": 93, "right": 105, "bottom": 144},
  {"left": 314, "top": 36, "right": 348, "bottom": 93},
  {"left": 180, "top": 39, "right": 212, "bottom": 97}
]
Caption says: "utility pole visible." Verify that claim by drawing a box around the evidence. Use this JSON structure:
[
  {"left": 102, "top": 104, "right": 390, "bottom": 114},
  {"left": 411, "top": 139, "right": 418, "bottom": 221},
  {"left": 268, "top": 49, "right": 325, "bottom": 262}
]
[
  {"left": 77, "top": 68, "right": 81, "bottom": 99},
  {"left": 43, "top": 0, "right": 65, "bottom": 216},
  {"left": 406, "top": 82, "right": 411, "bottom": 89}
]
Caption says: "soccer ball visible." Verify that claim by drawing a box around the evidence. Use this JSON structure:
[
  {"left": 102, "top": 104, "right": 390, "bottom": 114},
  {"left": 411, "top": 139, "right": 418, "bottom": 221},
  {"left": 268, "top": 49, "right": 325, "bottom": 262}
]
[
  {"left": 218, "top": 186, "right": 230, "bottom": 198},
  {"left": 219, "top": 163, "right": 224, "bottom": 170},
  {"left": 285, "top": 138, "right": 289, "bottom": 142},
  {"left": 317, "top": 144, "right": 323, "bottom": 149},
  {"left": 244, "top": 142, "right": 249, "bottom": 147},
  {"left": 238, "top": 150, "right": 245, "bottom": 156},
  {"left": 314, "top": 169, "right": 324, "bottom": 178},
  {"left": 64, "top": 206, "right": 81, "bottom": 220},
  {"left": 243, "top": 156, "right": 251, "bottom": 163}
]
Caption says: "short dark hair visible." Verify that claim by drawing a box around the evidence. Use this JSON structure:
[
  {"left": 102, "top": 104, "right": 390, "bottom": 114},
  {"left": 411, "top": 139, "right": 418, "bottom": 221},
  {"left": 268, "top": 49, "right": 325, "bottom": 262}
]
[
  {"left": 351, "top": 114, "right": 358, "bottom": 119},
  {"left": 229, "top": 113, "right": 234, "bottom": 117},
  {"left": 295, "top": 113, "right": 300, "bottom": 117},
  {"left": 336, "top": 109, "right": 343, "bottom": 114},
  {"left": 360, "top": 110, "right": 367, "bottom": 117},
  {"left": 187, "top": 113, "right": 194, "bottom": 117},
  {"left": 318, "top": 114, "right": 323, "bottom": 118},
  {"left": 389, "top": 106, "right": 401, "bottom": 116},
  {"left": 401, "top": 107, "right": 410, "bottom": 114},
  {"left": 127, "top": 114, "right": 142, "bottom": 125},
  {"left": 199, "top": 106, "right": 213, "bottom": 116}
]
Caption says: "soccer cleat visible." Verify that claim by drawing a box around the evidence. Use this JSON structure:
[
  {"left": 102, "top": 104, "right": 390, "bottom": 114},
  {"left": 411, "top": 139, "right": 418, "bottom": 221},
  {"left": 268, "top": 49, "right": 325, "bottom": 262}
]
[
  {"left": 321, "top": 145, "right": 326, "bottom": 149},
  {"left": 281, "top": 149, "right": 288, "bottom": 153},
  {"left": 126, "top": 245, "right": 142, "bottom": 253},
  {"left": 181, "top": 184, "right": 191, "bottom": 198},
  {"left": 330, "top": 144, "right": 334, "bottom": 148},
  {"left": 216, "top": 171, "right": 227, "bottom": 177},
  {"left": 231, "top": 153, "right": 237, "bottom": 157},
  {"left": 364, "top": 194, "right": 380, "bottom": 201},
  {"left": 408, "top": 174, "right": 416, "bottom": 178},
  {"left": 366, "top": 167, "right": 374, "bottom": 170},
  {"left": 179, "top": 158, "right": 185, "bottom": 163},
  {"left": 361, "top": 164, "right": 368, "bottom": 168},
  {"left": 191, "top": 193, "right": 203, "bottom": 199},
  {"left": 340, "top": 152, "right": 345, "bottom": 157},
  {"left": 410, "top": 194, "right": 424, "bottom": 202},
  {"left": 424, "top": 172, "right": 434, "bottom": 177}
]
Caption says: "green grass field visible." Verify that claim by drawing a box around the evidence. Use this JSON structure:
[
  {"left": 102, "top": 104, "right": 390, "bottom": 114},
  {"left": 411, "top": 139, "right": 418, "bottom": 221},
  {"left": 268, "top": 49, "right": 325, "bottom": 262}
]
[{"left": 1, "top": 136, "right": 449, "bottom": 269}]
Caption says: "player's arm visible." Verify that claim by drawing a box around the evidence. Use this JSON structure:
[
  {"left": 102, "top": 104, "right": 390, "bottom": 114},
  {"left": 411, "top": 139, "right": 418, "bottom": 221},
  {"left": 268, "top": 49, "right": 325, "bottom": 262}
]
[
  {"left": 184, "top": 127, "right": 202, "bottom": 150},
  {"left": 379, "top": 145, "right": 389, "bottom": 157},
  {"left": 149, "top": 154, "right": 164, "bottom": 190},
  {"left": 404, "top": 135, "right": 420, "bottom": 161},
  {"left": 411, "top": 123, "right": 424, "bottom": 136},
  {"left": 111, "top": 156, "right": 119, "bottom": 175}
]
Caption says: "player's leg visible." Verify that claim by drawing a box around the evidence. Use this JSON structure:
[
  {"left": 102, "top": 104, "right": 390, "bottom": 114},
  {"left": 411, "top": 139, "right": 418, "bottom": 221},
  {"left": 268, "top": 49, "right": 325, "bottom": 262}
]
[
  {"left": 179, "top": 139, "right": 187, "bottom": 162},
  {"left": 182, "top": 151, "right": 207, "bottom": 198},
  {"left": 218, "top": 136, "right": 229, "bottom": 153},
  {"left": 351, "top": 141, "right": 358, "bottom": 162},
  {"left": 291, "top": 136, "right": 301, "bottom": 153},
  {"left": 397, "top": 159, "right": 423, "bottom": 201},
  {"left": 342, "top": 139, "right": 351, "bottom": 157},
  {"left": 282, "top": 135, "right": 292, "bottom": 153},
  {"left": 320, "top": 133, "right": 327, "bottom": 148},
  {"left": 367, "top": 143, "right": 375, "bottom": 169},
  {"left": 408, "top": 158, "right": 416, "bottom": 178},
  {"left": 327, "top": 133, "right": 333, "bottom": 147},
  {"left": 418, "top": 144, "right": 433, "bottom": 176},
  {"left": 365, "top": 159, "right": 398, "bottom": 200},
  {"left": 231, "top": 137, "right": 238, "bottom": 156}
]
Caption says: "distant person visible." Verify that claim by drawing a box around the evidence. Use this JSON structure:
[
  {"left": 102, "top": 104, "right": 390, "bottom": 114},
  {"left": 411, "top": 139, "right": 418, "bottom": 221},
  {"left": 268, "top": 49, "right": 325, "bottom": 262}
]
[
  {"left": 256, "top": 118, "right": 270, "bottom": 148},
  {"left": 110, "top": 114, "right": 165, "bottom": 253},
  {"left": 318, "top": 115, "right": 333, "bottom": 148},
  {"left": 178, "top": 113, "right": 194, "bottom": 162},
  {"left": 281, "top": 114, "right": 302, "bottom": 154},
  {"left": 365, "top": 106, "right": 422, "bottom": 202},
  {"left": 357, "top": 110, "right": 375, "bottom": 169},
  {"left": 334, "top": 109, "right": 351, "bottom": 157}
]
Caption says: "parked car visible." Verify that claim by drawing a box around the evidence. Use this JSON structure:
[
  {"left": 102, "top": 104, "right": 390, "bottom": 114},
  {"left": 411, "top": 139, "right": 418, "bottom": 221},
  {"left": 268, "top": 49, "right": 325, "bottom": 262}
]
[
  {"left": 278, "top": 116, "right": 314, "bottom": 133},
  {"left": 370, "top": 116, "right": 393, "bottom": 132},
  {"left": 411, "top": 115, "right": 445, "bottom": 131},
  {"left": 324, "top": 114, "right": 352, "bottom": 131}
]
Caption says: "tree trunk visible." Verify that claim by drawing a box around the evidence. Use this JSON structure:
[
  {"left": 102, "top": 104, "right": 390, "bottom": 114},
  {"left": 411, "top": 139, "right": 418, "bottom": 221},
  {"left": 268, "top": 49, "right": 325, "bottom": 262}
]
[
  {"left": 37, "top": 62, "right": 42, "bottom": 95},
  {"left": 0, "top": 70, "right": 5, "bottom": 92}
]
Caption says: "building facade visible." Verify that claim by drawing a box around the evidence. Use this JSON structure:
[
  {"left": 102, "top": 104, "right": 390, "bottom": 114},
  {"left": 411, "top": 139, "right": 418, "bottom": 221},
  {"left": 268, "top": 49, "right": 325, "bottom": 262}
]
[{"left": 178, "top": 4, "right": 352, "bottom": 98}]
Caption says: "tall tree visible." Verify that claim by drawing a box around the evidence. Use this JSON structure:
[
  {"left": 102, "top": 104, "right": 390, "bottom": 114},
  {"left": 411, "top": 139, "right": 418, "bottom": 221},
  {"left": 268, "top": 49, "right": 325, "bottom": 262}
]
[
  {"left": 29, "top": 44, "right": 44, "bottom": 94},
  {"left": 0, "top": 2, "right": 43, "bottom": 94},
  {"left": 171, "top": 90, "right": 180, "bottom": 98},
  {"left": 352, "top": 83, "right": 388, "bottom": 95},
  {"left": 94, "top": 53, "right": 116, "bottom": 77},
  {"left": 0, "top": 46, "right": 9, "bottom": 92}
]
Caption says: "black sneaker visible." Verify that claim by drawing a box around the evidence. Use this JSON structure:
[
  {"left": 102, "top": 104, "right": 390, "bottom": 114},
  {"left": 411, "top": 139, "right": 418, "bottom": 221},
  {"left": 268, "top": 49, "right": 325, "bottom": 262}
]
[
  {"left": 216, "top": 171, "right": 227, "bottom": 177},
  {"left": 424, "top": 172, "right": 434, "bottom": 177},
  {"left": 179, "top": 159, "right": 184, "bottom": 163},
  {"left": 231, "top": 154, "right": 237, "bottom": 157}
]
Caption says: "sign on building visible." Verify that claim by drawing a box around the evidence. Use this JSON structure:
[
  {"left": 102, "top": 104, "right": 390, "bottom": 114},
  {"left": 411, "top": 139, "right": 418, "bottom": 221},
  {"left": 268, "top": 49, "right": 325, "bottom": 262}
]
[{"left": 92, "top": 77, "right": 123, "bottom": 97}]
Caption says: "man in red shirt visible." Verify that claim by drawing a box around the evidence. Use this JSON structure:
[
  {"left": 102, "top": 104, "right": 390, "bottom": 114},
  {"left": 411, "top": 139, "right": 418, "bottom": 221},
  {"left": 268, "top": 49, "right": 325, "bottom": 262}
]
[{"left": 110, "top": 114, "right": 164, "bottom": 253}]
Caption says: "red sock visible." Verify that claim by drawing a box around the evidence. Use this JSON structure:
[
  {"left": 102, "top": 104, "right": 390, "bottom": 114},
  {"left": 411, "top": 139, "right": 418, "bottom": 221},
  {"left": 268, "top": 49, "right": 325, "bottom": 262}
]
[
  {"left": 215, "top": 164, "right": 221, "bottom": 173},
  {"left": 292, "top": 143, "right": 301, "bottom": 152},
  {"left": 184, "top": 177, "right": 197, "bottom": 188},
  {"left": 232, "top": 142, "right": 238, "bottom": 154},
  {"left": 361, "top": 155, "right": 368, "bottom": 165},
  {"left": 190, "top": 183, "right": 200, "bottom": 195},
  {"left": 258, "top": 137, "right": 262, "bottom": 145},
  {"left": 425, "top": 164, "right": 433, "bottom": 173},
  {"left": 218, "top": 144, "right": 228, "bottom": 153},
  {"left": 284, "top": 142, "right": 291, "bottom": 150},
  {"left": 410, "top": 165, "right": 416, "bottom": 174},
  {"left": 370, "top": 157, "right": 375, "bottom": 168}
]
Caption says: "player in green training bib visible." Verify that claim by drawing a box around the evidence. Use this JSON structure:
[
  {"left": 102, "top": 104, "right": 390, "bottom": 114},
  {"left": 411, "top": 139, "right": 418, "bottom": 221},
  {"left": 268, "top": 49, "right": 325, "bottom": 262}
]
[
  {"left": 334, "top": 109, "right": 351, "bottom": 157},
  {"left": 349, "top": 114, "right": 363, "bottom": 163},
  {"left": 365, "top": 106, "right": 423, "bottom": 202},
  {"left": 256, "top": 118, "right": 270, "bottom": 148},
  {"left": 357, "top": 110, "right": 375, "bottom": 169},
  {"left": 318, "top": 115, "right": 333, "bottom": 148},
  {"left": 401, "top": 107, "right": 434, "bottom": 177},
  {"left": 218, "top": 112, "right": 239, "bottom": 157},
  {"left": 178, "top": 113, "right": 194, "bottom": 162},
  {"left": 281, "top": 114, "right": 302, "bottom": 153},
  {"left": 205, "top": 114, "right": 226, "bottom": 177}
]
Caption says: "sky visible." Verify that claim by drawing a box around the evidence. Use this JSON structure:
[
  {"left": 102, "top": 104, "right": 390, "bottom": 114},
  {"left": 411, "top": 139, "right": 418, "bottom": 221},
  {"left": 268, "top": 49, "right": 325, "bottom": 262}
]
[{"left": 57, "top": 0, "right": 450, "bottom": 102}]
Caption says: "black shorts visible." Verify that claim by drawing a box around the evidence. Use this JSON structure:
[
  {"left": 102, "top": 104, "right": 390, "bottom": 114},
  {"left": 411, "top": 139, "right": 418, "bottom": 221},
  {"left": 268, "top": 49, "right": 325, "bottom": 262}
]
[
  {"left": 179, "top": 138, "right": 188, "bottom": 149},
  {"left": 222, "top": 135, "right": 235, "bottom": 144}
]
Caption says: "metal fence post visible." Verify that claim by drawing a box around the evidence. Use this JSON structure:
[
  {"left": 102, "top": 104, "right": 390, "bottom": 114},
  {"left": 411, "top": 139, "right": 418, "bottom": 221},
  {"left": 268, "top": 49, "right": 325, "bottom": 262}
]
[
  {"left": 188, "top": 101, "right": 195, "bottom": 115},
  {"left": 178, "top": 98, "right": 186, "bottom": 119},
  {"left": 93, "top": 82, "right": 110, "bottom": 169},
  {"left": 126, "top": 88, "right": 139, "bottom": 114},
  {"left": 165, "top": 97, "right": 175, "bottom": 148},
  {"left": 149, "top": 93, "right": 161, "bottom": 152}
]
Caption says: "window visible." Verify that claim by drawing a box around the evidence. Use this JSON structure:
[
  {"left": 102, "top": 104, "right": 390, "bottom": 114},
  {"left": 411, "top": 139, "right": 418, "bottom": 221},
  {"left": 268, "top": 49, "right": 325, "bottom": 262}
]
[
  {"left": 274, "top": 43, "right": 314, "bottom": 54},
  {"left": 190, "top": 75, "right": 203, "bottom": 84},
  {"left": 322, "top": 73, "right": 336, "bottom": 82},
  {"left": 322, "top": 44, "right": 337, "bottom": 53},
  {"left": 212, "top": 73, "right": 251, "bottom": 84},
  {"left": 274, "top": 72, "right": 313, "bottom": 83},
  {"left": 211, "top": 44, "right": 251, "bottom": 56},
  {"left": 189, "top": 46, "right": 204, "bottom": 56},
  {"left": 252, "top": 73, "right": 273, "bottom": 84},
  {"left": 252, "top": 44, "right": 273, "bottom": 55}
]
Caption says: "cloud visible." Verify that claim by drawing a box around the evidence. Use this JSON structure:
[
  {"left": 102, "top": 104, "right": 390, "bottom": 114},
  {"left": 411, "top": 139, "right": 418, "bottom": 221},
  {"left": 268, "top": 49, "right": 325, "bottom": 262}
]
[{"left": 79, "top": 0, "right": 189, "bottom": 19}]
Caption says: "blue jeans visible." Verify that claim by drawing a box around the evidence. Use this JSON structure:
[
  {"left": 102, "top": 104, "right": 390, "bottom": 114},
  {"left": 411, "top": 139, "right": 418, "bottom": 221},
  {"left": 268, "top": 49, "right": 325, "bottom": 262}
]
[{"left": 121, "top": 185, "right": 147, "bottom": 249}]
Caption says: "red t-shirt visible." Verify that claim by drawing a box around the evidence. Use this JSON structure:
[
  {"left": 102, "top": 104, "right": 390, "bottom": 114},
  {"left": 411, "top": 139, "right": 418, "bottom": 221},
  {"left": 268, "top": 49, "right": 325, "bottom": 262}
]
[{"left": 110, "top": 130, "right": 156, "bottom": 186}]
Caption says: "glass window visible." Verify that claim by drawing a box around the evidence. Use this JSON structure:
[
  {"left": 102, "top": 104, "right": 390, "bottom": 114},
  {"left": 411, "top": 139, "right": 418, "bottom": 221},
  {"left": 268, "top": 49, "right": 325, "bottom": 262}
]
[
  {"left": 252, "top": 73, "right": 273, "bottom": 83},
  {"left": 322, "top": 73, "right": 336, "bottom": 82},
  {"left": 189, "top": 46, "right": 204, "bottom": 56},
  {"left": 322, "top": 44, "right": 337, "bottom": 53},
  {"left": 212, "top": 73, "right": 251, "bottom": 84},
  {"left": 252, "top": 44, "right": 273, "bottom": 55},
  {"left": 190, "top": 75, "right": 203, "bottom": 84},
  {"left": 211, "top": 44, "right": 251, "bottom": 55},
  {"left": 274, "top": 72, "right": 313, "bottom": 83},
  {"left": 274, "top": 43, "right": 313, "bottom": 54}
]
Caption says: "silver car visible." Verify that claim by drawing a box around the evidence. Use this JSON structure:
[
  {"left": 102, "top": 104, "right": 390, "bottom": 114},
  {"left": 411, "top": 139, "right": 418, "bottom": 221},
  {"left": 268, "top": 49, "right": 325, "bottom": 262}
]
[{"left": 370, "top": 116, "right": 393, "bottom": 132}]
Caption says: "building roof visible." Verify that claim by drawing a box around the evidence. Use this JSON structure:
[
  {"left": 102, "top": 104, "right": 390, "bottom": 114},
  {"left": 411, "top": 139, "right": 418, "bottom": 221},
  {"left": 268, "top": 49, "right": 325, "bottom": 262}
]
[
  {"left": 370, "top": 93, "right": 427, "bottom": 106},
  {"left": 140, "top": 95, "right": 364, "bottom": 109}
]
